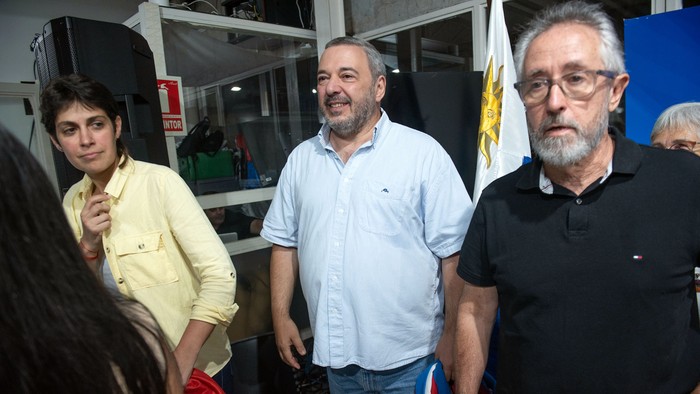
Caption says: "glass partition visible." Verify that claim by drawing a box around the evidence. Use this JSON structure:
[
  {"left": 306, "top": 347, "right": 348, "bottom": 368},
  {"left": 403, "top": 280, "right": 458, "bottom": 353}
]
[
  {"left": 123, "top": 6, "right": 318, "bottom": 342},
  {"left": 370, "top": 11, "right": 474, "bottom": 73},
  {"left": 158, "top": 15, "right": 320, "bottom": 196}
]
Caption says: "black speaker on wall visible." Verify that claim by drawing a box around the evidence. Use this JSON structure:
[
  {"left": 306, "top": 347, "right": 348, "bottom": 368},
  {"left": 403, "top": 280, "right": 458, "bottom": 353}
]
[{"left": 33, "top": 16, "right": 168, "bottom": 194}]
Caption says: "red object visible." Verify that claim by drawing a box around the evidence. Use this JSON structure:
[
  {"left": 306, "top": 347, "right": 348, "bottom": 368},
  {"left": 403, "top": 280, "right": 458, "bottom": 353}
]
[{"left": 185, "top": 368, "right": 225, "bottom": 394}]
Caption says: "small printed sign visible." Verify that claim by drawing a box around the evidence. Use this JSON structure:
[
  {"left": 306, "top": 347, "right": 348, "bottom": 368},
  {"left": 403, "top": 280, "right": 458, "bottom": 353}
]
[{"left": 157, "top": 76, "right": 187, "bottom": 136}]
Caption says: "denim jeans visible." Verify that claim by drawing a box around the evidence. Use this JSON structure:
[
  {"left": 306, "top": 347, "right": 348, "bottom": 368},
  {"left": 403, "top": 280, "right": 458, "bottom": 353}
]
[
  {"left": 326, "top": 354, "right": 434, "bottom": 394},
  {"left": 210, "top": 357, "right": 234, "bottom": 394}
]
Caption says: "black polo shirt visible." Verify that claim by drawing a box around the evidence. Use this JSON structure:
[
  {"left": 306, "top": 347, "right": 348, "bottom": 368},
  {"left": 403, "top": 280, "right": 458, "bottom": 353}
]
[{"left": 458, "top": 128, "right": 700, "bottom": 393}]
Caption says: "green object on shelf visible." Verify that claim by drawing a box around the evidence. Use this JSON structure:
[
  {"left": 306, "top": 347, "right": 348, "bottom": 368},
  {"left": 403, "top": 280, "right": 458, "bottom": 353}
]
[{"left": 178, "top": 151, "right": 234, "bottom": 181}]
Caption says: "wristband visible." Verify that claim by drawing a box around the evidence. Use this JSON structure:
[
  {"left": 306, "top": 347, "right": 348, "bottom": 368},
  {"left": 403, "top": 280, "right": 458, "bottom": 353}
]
[
  {"left": 82, "top": 253, "right": 99, "bottom": 261},
  {"left": 79, "top": 240, "right": 99, "bottom": 259}
]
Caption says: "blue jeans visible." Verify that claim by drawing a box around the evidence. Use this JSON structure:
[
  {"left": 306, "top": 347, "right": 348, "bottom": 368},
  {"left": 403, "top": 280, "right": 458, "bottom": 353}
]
[
  {"left": 326, "top": 354, "right": 434, "bottom": 394},
  {"left": 211, "top": 357, "right": 234, "bottom": 394}
]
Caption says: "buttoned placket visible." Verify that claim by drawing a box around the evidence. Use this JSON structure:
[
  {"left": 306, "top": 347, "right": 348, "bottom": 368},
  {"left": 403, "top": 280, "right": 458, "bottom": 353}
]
[
  {"left": 325, "top": 142, "right": 370, "bottom": 364},
  {"left": 101, "top": 196, "right": 130, "bottom": 293}
]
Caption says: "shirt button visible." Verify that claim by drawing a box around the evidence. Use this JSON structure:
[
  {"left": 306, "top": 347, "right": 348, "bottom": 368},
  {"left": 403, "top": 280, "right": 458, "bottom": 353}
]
[
  {"left": 334, "top": 242, "right": 340, "bottom": 247},
  {"left": 105, "top": 247, "right": 110, "bottom": 253},
  {"left": 138, "top": 243, "right": 145, "bottom": 250},
  {"left": 118, "top": 278, "right": 124, "bottom": 284},
  {"left": 575, "top": 198, "right": 583, "bottom": 205},
  {"left": 338, "top": 208, "right": 344, "bottom": 214}
]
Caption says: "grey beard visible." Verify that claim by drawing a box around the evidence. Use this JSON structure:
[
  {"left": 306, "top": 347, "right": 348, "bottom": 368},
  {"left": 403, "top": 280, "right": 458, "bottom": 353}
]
[
  {"left": 529, "top": 110, "right": 609, "bottom": 167},
  {"left": 321, "top": 89, "right": 377, "bottom": 138},
  {"left": 322, "top": 109, "right": 372, "bottom": 138}
]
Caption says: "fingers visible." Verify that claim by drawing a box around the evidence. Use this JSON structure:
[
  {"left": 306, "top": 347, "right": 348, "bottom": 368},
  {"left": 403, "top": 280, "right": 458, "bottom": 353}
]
[
  {"left": 87, "top": 193, "right": 112, "bottom": 216},
  {"left": 83, "top": 211, "right": 112, "bottom": 235},
  {"left": 442, "top": 360, "right": 453, "bottom": 382},
  {"left": 291, "top": 335, "right": 306, "bottom": 357},
  {"left": 80, "top": 193, "right": 113, "bottom": 248},
  {"left": 434, "top": 335, "right": 455, "bottom": 382},
  {"left": 286, "top": 337, "right": 308, "bottom": 370},
  {"left": 435, "top": 353, "right": 453, "bottom": 382},
  {"left": 277, "top": 336, "right": 305, "bottom": 369},
  {"left": 279, "top": 343, "right": 301, "bottom": 370},
  {"left": 274, "top": 319, "right": 306, "bottom": 369}
]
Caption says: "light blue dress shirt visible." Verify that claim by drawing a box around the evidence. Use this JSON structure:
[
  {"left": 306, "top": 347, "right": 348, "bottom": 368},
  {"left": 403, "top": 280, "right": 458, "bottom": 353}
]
[{"left": 262, "top": 111, "right": 474, "bottom": 370}]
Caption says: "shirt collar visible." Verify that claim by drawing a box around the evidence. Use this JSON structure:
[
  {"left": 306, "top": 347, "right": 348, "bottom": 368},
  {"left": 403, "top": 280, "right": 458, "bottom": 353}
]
[
  {"left": 317, "top": 109, "right": 387, "bottom": 152},
  {"left": 518, "top": 127, "right": 642, "bottom": 194},
  {"left": 76, "top": 155, "right": 134, "bottom": 201},
  {"left": 537, "top": 157, "right": 613, "bottom": 195}
]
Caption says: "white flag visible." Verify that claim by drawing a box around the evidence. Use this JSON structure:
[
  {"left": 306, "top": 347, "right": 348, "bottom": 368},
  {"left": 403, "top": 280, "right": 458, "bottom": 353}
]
[{"left": 473, "top": 0, "right": 531, "bottom": 203}]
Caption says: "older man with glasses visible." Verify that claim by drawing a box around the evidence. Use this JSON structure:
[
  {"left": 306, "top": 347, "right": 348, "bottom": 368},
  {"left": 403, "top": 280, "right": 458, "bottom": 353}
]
[{"left": 454, "top": 2, "right": 700, "bottom": 393}]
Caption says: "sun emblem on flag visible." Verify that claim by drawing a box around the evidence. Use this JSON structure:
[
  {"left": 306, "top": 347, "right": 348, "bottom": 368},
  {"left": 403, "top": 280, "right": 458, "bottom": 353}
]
[{"left": 478, "top": 56, "right": 504, "bottom": 168}]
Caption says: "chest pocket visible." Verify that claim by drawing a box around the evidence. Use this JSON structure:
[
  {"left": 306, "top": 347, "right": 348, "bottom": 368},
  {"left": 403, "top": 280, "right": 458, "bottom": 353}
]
[
  {"left": 113, "top": 231, "right": 178, "bottom": 290},
  {"left": 359, "top": 181, "right": 408, "bottom": 236}
]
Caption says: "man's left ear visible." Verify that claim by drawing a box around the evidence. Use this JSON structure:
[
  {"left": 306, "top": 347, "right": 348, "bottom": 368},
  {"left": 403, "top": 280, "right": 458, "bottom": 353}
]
[{"left": 608, "top": 72, "right": 630, "bottom": 112}]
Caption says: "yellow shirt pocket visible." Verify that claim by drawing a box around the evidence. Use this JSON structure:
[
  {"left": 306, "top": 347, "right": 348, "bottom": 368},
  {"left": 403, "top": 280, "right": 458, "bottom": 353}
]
[{"left": 113, "top": 231, "right": 179, "bottom": 290}]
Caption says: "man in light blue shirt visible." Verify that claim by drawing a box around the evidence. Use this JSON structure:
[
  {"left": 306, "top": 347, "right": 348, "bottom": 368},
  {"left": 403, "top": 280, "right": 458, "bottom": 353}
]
[{"left": 261, "top": 36, "right": 474, "bottom": 393}]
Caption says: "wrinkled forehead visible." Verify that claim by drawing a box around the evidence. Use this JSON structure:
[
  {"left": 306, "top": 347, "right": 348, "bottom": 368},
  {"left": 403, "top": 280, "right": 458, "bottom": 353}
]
[
  {"left": 524, "top": 23, "right": 603, "bottom": 77},
  {"left": 319, "top": 45, "right": 370, "bottom": 73}
]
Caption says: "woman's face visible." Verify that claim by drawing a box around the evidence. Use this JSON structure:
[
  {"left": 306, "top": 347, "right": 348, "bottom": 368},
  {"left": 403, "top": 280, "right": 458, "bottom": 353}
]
[{"left": 50, "top": 102, "right": 122, "bottom": 184}]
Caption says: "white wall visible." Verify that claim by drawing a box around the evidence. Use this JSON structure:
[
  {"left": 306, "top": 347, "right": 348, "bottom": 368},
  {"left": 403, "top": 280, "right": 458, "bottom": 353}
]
[{"left": 0, "top": 0, "right": 143, "bottom": 154}]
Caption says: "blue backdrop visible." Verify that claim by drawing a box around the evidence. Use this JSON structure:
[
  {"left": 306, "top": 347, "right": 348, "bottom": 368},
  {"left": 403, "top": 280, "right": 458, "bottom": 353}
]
[{"left": 624, "top": 6, "right": 700, "bottom": 144}]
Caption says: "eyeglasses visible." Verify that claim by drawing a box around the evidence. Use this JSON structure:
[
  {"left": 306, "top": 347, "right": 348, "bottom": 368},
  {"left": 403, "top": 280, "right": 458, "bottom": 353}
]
[
  {"left": 514, "top": 70, "right": 617, "bottom": 107},
  {"left": 667, "top": 140, "right": 700, "bottom": 152}
]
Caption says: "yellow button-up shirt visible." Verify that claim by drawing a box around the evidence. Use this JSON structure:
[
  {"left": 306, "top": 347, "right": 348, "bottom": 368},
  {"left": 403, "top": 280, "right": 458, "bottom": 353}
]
[{"left": 62, "top": 157, "right": 238, "bottom": 376}]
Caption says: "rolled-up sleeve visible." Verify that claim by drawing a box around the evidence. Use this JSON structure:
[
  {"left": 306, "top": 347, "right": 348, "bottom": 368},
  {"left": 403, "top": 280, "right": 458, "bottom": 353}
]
[{"left": 162, "top": 173, "right": 238, "bottom": 326}]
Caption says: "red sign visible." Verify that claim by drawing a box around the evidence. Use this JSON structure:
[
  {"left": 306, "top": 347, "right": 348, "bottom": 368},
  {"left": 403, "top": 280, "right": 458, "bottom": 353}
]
[{"left": 157, "top": 76, "right": 187, "bottom": 135}]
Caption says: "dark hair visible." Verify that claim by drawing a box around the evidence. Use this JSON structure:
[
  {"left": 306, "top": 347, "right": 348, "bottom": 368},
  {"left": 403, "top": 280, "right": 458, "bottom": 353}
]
[
  {"left": 0, "top": 124, "right": 167, "bottom": 393},
  {"left": 40, "top": 74, "right": 129, "bottom": 162}
]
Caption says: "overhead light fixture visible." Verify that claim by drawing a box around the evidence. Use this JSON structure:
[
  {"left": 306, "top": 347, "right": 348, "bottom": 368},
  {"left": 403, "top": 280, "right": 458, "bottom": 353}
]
[
  {"left": 312, "top": 88, "right": 317, "bottom": 94},
  {"left": 392, "top": 69, "right": 400, "bottom": 73},
  {"left": 230, "top": 86, "right": 242, "bottom": 92}
]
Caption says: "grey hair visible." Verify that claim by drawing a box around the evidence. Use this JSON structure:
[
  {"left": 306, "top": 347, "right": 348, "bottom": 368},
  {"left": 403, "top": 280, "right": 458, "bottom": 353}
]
[
  {"left": 650, "top": 102, "right": 700, "bottom": 141},
  {"left": 325, "top": 36, "right": 386, "bottom": 81},
  {"left": 513, "top": 1, "right": 625, "bottom": 79}
]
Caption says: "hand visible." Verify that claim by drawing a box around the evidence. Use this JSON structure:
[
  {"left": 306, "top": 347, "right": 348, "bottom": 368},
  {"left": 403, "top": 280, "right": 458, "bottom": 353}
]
[
  {"left": 80, "top": 193, "right": 112, "bottom": 250},
  {"left": 250, "top": 218, "right": 264, "bottom": 236},
  {"left": 273, "top": 316, "right": 306, "bottom": 369},
  {"left": 434, "top": 329, "right": 455, "bottom": 382}
]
